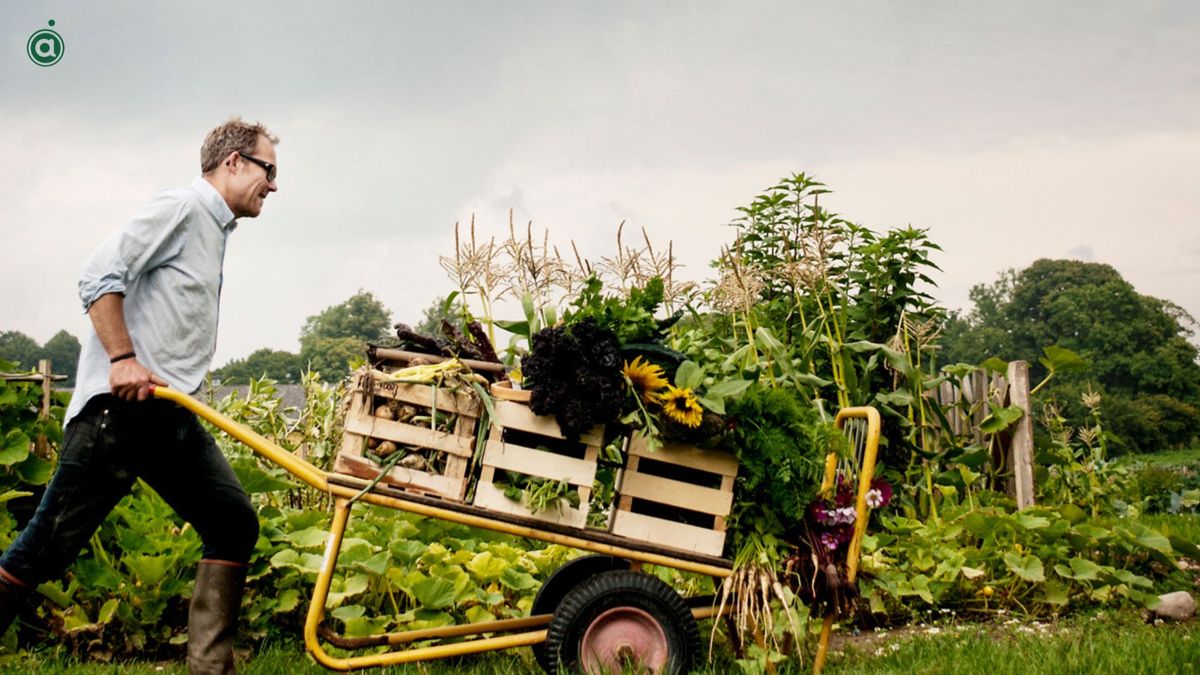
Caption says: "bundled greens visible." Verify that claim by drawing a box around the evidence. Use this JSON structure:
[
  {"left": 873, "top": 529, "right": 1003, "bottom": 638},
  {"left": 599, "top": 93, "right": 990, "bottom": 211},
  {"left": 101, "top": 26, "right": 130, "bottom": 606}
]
[
  {"left": 725, "top": 385, "right": 842, "bottom": 543},
  {"left": 523, "top": 318, "right": 624, "bottom": 440}
]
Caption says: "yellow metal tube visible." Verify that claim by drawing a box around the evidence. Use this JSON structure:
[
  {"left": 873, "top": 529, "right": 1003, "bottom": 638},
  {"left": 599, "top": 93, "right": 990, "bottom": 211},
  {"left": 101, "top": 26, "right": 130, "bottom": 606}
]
[{"left": 814, "top": 406, "right": 881, "bottom": 675}]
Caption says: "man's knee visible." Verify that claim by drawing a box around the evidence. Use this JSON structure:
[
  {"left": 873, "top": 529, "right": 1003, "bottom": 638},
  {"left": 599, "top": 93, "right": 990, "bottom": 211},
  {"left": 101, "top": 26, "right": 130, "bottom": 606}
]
[{"left": 202, "top": 494, "right": 259, "bottom": 563}]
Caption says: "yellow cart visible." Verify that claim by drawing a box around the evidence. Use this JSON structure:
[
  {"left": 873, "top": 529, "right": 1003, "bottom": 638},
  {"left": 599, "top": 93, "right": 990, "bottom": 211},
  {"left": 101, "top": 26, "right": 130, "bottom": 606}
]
[{"left": 152, "top": 386, "right": 879, "bottom": 673}]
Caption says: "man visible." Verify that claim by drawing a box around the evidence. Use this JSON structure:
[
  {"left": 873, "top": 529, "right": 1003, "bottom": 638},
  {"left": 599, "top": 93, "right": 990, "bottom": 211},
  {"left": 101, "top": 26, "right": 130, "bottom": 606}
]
[{"left": 0, "top": 119, "right": 279, "bottom": 674}]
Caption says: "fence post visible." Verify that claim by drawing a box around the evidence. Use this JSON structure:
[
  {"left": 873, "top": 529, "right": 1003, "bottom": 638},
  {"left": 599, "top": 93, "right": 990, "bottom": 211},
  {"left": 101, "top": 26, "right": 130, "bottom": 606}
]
[
  {"left": 35, "top": 359, "right": 53, "bottom": 458},
  {"left": 1007, "top": 361, "right": 1035, "bottom": 509}
]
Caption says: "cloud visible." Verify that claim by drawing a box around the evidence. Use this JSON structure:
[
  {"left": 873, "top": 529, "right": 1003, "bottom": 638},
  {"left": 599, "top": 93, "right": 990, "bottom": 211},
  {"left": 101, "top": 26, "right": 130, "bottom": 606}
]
[{"left": 1067, "top": 246, "right": 1096, "bottom": 262}]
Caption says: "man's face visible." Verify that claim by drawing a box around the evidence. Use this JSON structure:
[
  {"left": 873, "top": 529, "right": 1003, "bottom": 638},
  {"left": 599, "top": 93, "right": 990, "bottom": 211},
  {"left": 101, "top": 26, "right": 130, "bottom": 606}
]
[{"left": 229, "top": 134, "right": 278, "bottom": 219}]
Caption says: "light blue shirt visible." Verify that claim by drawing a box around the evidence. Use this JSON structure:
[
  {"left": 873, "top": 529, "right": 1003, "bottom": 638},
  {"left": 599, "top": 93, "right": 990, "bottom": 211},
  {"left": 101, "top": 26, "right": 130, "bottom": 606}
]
[{"left": 65, "top": 177, "right": 237, "bottom": 425}]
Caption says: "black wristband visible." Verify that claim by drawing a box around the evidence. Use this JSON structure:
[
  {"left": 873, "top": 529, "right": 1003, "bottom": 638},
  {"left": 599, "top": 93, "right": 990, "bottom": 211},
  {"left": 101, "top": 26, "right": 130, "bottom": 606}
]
[{"left": 110, "top": 351, "right": 136, "bottom": 364}]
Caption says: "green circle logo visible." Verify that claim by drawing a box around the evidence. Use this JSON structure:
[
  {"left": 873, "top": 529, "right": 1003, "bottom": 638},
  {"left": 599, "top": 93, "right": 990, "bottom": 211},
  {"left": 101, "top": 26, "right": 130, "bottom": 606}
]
[{"left": 27, "top": 20, "right": 64, "bottom": 67}]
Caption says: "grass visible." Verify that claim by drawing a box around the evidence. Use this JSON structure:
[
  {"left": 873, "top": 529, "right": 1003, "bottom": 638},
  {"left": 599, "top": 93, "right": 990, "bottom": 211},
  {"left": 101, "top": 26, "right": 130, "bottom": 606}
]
[
  {"left": 0, "top": 611, "right": 1195, "bottom": 674},
  {"left": 1116, "top": 447, "right": 1200, "bottom": 468},
  {"left": 822, "top": 610, "right": 1199, "bottom": 674}
]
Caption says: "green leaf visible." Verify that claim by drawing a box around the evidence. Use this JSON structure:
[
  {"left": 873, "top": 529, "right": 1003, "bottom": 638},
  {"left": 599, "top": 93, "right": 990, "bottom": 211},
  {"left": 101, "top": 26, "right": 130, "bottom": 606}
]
[
  {"left": 275, "top": 588, "right": 301, "bottom": 614},
  {"left": 1014, "top": 513, "right": 1050, "bottom": 530},
  {"left": 1168, "top": 535, "right": 1200, "bottom": 560},
  {"left": 331, "top": 604, "right": 366, "bottom": 621},
  {"left": 674, "top": 361, "right": 703, "bottom": 390},
  {"left": 97, "top": 598, "right": 120, "bottom": 625},
  {"left": 706, "top": 379, "right": 751, "bottom": 400},
  {"left": 15, "top": 455, "right": 53, "bottom": 485},
  {"left": 1133, "top": 530, "right": 1174, "bottom": 558},
  {"left": 499, "top": 566, "right": 538, "bottom": 591},
  {"left": 1002, "top": 552, "right": 1045, "bottom": 582},
  {"left": 960, "top": 566, "right": 986, "bottom": 580},
  {"left": 980, "top": 357, "right": 1008, "bottom": 374},
  {"left": 466, "top": 551, "right": 509, "bottom": 581},
  {"left": 494, "top": 320, "right": 530, "bottom": 337},
  {"left": 1068, "top": 557, "right": 1102, "bottom": 581},
  {"left": 980, "top": 405, "right": 1024, "bottom": 435},
  {"left": 409, "top": 575, "right": 458, "bottom": 610},
  {"left": 1040, "top": 346, "right": 1088, "bottom": 374},
  {"left": 391, "top": 539, "right": 425, "bottom": 564},
  {"left": 465, "top": 606, "right": 497, "bottom": 624},
  {"left": 697, "top": 396, "right": 724, "bottom": 415},
  {"left": 0, "top": 489, "right": 34, "bottom": 504},
  {"left": 55, "top": 606, "right": 93, "bottom": 634},
  {"left": 231, "top": 458, "right": 298, "bottom": 493},
  {"left": 123, "top": 554, "right": 171, "bottom": 587},
  {"left": 285, "top": 526, "right": 330, "bottom": 549},
  {"left": 0, "top": 430, "right": 31, "bottom": 466},
  {"left": 1039, "top": 579, "right": 1069, "bottom": 606}
]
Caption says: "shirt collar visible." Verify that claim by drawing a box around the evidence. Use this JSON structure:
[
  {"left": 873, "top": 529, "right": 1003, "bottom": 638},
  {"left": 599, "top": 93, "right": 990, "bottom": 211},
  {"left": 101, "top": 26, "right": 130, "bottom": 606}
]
[{"left": 191, "top": 176, "right": 238, "bottom": 232}]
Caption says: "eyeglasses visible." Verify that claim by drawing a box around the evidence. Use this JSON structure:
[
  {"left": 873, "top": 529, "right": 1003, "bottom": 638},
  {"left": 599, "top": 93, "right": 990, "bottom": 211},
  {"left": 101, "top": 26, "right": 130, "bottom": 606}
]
[{"left": 238, "top": 152, "right": 277, "bottom": 182}]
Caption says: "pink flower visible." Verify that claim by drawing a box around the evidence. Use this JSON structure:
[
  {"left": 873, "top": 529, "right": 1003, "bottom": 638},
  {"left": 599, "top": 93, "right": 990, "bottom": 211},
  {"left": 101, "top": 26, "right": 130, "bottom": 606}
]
[
  {"left": 820, "top": 532, "right": 839, "bottom": 551},
  {"left": 869, "top": 478, "right": 893, "bottom": 508}
]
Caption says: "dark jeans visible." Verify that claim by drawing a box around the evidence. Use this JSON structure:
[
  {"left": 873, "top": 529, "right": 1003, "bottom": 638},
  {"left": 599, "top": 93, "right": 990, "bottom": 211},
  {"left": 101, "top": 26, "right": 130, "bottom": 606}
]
[{"left": 0, "top": 394, "right": 258, "bottom": 586}]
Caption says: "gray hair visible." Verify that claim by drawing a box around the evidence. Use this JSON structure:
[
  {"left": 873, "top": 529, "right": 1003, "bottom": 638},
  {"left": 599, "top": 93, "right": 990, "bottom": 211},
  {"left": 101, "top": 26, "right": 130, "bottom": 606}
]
[{"left": 200, "top": 118, "right": 279, "bottom": 174}]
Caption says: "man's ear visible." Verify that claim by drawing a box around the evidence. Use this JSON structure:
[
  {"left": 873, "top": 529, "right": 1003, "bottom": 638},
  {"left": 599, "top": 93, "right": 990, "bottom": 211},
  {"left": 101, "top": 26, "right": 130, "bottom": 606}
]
[{"left": 224, "top": 150, "right": 240, "bottom": 172}]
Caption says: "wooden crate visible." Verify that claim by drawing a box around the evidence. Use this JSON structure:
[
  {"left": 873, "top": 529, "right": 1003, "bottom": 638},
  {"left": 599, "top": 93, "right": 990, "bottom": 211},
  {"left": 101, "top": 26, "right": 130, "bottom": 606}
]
[
  {"left": 333, "top": 370, "right": 481, "bottom": 501},
  {"left": 471, "top": 399, "right": 603, "bottom": 528},
  {"left": 610, "top": 434, "right": 738, "bottom": 557}
]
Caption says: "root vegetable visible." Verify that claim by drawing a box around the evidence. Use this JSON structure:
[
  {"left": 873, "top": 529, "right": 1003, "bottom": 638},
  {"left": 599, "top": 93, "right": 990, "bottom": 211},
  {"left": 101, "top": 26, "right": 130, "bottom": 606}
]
[
  {"left": 375, "top": 405, "right": 396, "bottom": 420},
  {"left": 376, "top": 441, "right": 398, "bottom": 458}
]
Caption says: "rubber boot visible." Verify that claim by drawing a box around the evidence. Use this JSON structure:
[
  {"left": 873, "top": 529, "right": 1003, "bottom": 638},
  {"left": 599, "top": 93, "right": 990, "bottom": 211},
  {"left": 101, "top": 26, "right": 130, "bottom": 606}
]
[
  {"left": 0, "top": 567, "right": 30, "bottom": 636},
  {"left": 188, "top": 560, "right": 246, "bottom": 674}
]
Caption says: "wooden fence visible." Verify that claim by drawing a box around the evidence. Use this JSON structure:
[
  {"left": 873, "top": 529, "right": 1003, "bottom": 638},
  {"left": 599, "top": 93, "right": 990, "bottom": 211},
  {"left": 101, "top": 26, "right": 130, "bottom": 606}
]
[
  {"left": 929, "top": 360, "right": 1035, "bottom": 509},
  {"left": 0, "top": 360, "right": 67, "bottom": 458}
]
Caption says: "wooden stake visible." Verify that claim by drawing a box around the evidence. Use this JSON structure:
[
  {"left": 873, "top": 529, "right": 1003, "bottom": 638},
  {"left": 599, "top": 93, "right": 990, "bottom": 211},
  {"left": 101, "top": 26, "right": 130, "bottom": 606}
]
[{"left": 1007, "top": 361, "right": 1036, "bottom": 509}]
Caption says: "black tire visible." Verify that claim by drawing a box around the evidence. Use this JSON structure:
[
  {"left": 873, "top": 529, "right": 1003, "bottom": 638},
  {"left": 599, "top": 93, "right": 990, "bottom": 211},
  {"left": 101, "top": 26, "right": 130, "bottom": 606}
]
[
  {"left": 532, "top": 556, "right": 632, "bottom": 672},
  {"left": 543, "top": 570, "right": 701, "bottom": 675}
]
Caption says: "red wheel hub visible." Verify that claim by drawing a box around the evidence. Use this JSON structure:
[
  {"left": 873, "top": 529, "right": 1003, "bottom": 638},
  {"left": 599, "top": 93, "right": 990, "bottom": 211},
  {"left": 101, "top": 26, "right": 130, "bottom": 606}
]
[{"left": 579, "top": 606, "right": 669, "bottom": 674}]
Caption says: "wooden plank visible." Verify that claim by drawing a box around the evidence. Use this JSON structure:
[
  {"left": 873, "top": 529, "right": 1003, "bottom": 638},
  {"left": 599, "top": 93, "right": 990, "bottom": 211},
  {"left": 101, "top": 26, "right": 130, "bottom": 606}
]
[
  {"left": 472, "top": 481, "right": 588, "bottom": 528},
  {"left": 1007, "top": 360, "right": 1036, "bottom": 509},
  {"left": 610, "top": 510, "right": 726, "bottom": 557},
  {"left": 481, "top": 439, "right": 597, "bottom": 486},
  {"left": 353, "top": 377, "right": 481, "bottom": 416},
  {"left": 492, "top": 400, "right": 603, "bottom": 446},
  {"left": 344, "top": 414, "right": 475, "bottom": 457},
  {"left": 626, "top": 436, "right": 738, "bottom": 477},
  {"left": 938, "top": 380, "right": 957, "bottom": 434},
  {"left": 334, "top": 453, "right": 468, "bottom": 500},
  {"left": 619, "top": 472, "right": 733, "bottom": 516}
]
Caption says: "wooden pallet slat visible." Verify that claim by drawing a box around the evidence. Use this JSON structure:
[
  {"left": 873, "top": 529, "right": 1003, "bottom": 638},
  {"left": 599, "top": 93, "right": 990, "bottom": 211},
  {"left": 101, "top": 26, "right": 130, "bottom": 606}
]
[
  {"left": 471, "top": 400, "right": 603, "bottom": 528},
  {"left": 610, "top": 434, "right": 738, "bottom": 557}
]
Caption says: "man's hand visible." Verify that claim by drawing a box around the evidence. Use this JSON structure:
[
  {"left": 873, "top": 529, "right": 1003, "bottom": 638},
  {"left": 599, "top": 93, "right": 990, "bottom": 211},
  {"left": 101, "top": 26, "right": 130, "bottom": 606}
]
[{"left": 110, "top": 358, "right": 169, "bottom": 401}]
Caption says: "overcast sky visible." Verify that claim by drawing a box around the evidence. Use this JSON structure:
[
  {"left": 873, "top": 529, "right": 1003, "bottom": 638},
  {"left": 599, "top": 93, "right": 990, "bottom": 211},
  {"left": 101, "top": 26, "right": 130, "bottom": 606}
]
[{"left": 2, "top": 1, "right": 1198, "bottom": 368}]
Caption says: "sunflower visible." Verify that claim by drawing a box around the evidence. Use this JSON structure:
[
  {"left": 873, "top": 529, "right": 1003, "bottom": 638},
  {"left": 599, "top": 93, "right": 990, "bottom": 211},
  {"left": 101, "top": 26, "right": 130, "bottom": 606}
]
[
  {"left": 659, "top": 385, "right": 703, "bottom": 428},
  {"left": 622, "top": 356, "right": 669, "bottom": 403}
]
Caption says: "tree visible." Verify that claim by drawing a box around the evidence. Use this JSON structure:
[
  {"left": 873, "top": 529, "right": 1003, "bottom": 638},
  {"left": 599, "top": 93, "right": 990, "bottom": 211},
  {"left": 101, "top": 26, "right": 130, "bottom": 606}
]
[
  {"left": 42, "top": 330, "right": 81, "bottom": 386},
  {"left": 211, "top": 348, "right": 303, "bottom": 385},
  {"left": 0, "top": 331, "right": 42, "bottom": 371},
  {"left": 941, "top": 259, "right": 1200, "bottom": 453},
  {"left": 298, "top": 291, "right": 392, "bottom": 381}
]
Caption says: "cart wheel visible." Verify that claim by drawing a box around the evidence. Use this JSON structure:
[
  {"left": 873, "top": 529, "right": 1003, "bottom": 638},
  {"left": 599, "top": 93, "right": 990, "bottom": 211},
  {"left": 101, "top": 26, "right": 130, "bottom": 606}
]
[
  {"left": 532, "top": 556, "right": 631, "bottom": 672},
  {"left": 544, "top": 570, "right": 700, "bottom": 675}
]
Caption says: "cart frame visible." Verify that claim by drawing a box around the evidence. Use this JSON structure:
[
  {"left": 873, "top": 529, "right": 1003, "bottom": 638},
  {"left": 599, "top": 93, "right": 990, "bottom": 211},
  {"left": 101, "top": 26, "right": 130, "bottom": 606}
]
[{"left": 152, "top": 385, "right": 879, "bottom": 672}]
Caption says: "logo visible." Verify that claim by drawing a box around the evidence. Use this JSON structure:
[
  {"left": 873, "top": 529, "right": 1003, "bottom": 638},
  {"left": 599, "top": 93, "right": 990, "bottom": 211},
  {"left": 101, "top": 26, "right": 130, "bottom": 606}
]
[{"left": 27, "top": 20, "right": 64, "bottom": 67}]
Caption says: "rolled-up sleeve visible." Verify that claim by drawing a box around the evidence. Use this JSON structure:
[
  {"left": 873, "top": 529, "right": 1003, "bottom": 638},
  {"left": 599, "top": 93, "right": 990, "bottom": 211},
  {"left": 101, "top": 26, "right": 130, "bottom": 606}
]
[{"left": 78, "top": 192, "right": 191, "bottom": 311}]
